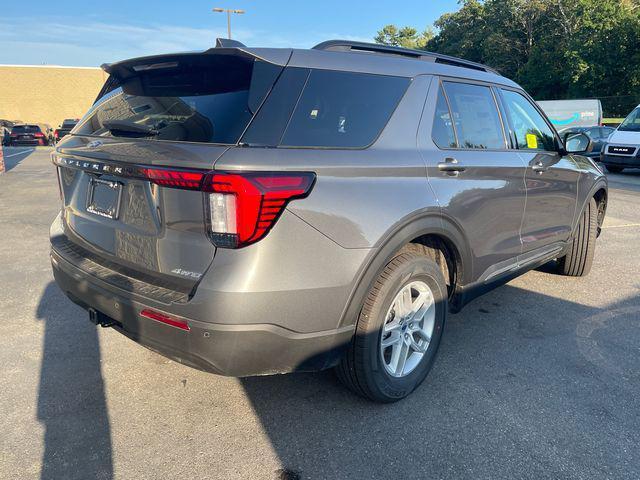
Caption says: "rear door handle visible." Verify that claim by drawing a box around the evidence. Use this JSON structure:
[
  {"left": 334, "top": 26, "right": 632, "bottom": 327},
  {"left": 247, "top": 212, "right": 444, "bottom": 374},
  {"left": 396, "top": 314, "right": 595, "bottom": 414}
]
[{"left": 438, "top": 157, "right": 466, "bottom": 175}]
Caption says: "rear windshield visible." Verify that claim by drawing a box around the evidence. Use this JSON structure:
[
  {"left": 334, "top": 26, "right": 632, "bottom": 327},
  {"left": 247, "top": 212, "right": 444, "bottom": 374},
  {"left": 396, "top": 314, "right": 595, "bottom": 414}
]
[
  {"left": 61, "top": 120, "right": 77, "bottom": 128},
  {"left": 76, "top": 55, "right": 283, "bottom": 144},
  {"left": 11, "top": 125, "right": 40, "bottom": 133}
]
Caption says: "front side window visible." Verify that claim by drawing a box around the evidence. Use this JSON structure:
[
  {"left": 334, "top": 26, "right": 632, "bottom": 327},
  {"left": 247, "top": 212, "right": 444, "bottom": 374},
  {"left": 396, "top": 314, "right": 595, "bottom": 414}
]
[
  {"left": 501, "top": 90, "right": 556, "bottom": 151},
  {"left": 442, "top": 82, "right": 506, "bottom": 149},
  {"left": 279, "top": 70, "right": 410, "bottom": 148},
  {"left": 618, "top": 107, "right": 640, "bottom": 132},
  {"left": 432, "top": 86, "right": 457, "bottom": 148}
]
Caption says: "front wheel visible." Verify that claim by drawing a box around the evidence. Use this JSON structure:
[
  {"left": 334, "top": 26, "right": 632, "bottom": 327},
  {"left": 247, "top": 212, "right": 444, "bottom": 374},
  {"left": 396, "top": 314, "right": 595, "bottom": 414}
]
[
  {"left": 557, "top": 198, "right": 598, "bottom": 277},
  {"left": 336, "top": 244, "right": 447, "bottom": 402}
]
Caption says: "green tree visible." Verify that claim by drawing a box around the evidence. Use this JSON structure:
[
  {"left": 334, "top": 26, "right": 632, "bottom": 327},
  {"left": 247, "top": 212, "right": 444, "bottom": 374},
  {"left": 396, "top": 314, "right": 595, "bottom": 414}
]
[
  {"left": 375, "top": 24, "right": 434, "bottom": 49},
  {"left": 376, "top": 0, "right": 640, "bottom": 115}
]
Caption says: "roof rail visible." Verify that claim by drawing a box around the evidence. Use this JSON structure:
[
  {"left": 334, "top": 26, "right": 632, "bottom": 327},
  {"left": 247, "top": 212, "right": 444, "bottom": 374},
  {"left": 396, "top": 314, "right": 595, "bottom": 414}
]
[
  {"left": 215, "top": 38, "right": 247, "bottom": 48},
  {"left": 312, "top": 40, "right": 498, "bottom": 74}
]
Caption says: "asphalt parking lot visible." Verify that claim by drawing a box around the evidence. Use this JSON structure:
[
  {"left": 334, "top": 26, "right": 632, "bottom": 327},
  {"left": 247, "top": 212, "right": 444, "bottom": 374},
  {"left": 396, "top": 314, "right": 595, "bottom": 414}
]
[{"left": 1, "top": 146, "right": 639, "bottom": 480}]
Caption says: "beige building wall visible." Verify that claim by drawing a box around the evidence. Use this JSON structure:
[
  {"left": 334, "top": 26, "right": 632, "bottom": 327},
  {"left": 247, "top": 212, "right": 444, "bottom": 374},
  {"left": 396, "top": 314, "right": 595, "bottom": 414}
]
[{"left": 0, "top": 65, "right": 107, "bottom": 128}]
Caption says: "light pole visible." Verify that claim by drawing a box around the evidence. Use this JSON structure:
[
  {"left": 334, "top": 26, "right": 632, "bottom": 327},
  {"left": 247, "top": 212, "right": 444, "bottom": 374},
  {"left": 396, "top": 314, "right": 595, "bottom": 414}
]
[{"left": 212, "top": 7, "right": 245, "bottom": 39}]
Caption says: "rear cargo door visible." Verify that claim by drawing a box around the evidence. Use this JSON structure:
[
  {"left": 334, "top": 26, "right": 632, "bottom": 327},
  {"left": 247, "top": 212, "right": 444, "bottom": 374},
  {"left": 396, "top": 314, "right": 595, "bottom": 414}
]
[{"left": 53, "top": 50, "right": 287, "bottom": 289}]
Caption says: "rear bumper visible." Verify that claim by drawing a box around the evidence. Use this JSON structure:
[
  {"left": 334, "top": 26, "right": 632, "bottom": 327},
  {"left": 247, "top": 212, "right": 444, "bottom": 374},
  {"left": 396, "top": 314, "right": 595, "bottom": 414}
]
[
  {"left": 600, "top": 154, "right": 640, "bottom": 167},
  {"left": 51, "top": 248, "right": 354, "bottom": 377}
]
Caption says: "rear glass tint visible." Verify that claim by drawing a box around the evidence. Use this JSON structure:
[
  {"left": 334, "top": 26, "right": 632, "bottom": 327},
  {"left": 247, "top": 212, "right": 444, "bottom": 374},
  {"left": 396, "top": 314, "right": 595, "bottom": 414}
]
[
  {"left": 11, "top": 125, "right": 40, "bottom": 133},
  {"left": 443, "top": 82, "right": 505, "bottom": 150},
  {"left": 279, "top": 70, "right": 409, "bottom": 148},
  {"left": 241, "top": 67, "right": 310, "bottom": 146},
  {"left": 432, "top": 86, "right": 457, "bottom": 148},
  {"left": 76, "top": 56, "right": 282, "bottom": 144}
]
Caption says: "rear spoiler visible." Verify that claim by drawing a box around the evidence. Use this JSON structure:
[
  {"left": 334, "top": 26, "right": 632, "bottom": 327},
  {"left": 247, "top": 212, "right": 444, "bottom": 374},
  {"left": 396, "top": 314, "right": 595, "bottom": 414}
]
[
  {"left": 96, "top": 40, "right": 292, "bottom": 104},
  {"left": 100, "top": 39, "right": 291, "bottom": 80}
]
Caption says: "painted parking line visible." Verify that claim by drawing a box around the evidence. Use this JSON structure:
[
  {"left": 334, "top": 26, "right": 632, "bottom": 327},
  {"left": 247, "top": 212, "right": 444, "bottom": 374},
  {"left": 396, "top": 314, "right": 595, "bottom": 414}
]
[
  {"left": 2, "top": 148, "right": 35, "bottom": 159},
  {"left": 601, "top": 223, "right": 640, "bottom": 229}
]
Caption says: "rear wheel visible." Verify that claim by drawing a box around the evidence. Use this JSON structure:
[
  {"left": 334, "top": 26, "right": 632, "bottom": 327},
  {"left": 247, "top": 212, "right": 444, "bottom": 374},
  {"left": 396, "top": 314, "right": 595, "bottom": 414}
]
[
  {"left": 557, "top": 198, "right": 598, "bottom": 277},
  {"left": 336, "top": 244, "right": 447, "bottom": 402},
  {"left": 604, "top": 165, "right": 623, "bottom": 173}
]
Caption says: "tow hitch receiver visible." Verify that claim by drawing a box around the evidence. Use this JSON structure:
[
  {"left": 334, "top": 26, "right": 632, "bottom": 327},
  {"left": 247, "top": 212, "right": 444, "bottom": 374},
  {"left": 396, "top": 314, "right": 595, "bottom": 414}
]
[{"left": 88, "top": 308, "right": 117, "bottom": 328}]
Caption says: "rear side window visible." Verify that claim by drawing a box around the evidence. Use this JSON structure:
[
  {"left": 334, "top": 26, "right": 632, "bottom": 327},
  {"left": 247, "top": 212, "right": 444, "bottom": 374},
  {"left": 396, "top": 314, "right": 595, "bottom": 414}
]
[
  {"left": 241, "top": 67, "right": 310, "bottom": 146},
  {"left": 279, "top": 70, "right": 409, "bottom": 148},
  {"left": 76, "top": 56, "right": 282, "bottom": 145},
  {"left": 501, "top": 90, "right": 556, "bottom": 151},
  {"left": 443, "top": 82, "right": 505, "bottom": 149},
  {"left": 432, "top": 86, "right": 457, "bottom": 148}
]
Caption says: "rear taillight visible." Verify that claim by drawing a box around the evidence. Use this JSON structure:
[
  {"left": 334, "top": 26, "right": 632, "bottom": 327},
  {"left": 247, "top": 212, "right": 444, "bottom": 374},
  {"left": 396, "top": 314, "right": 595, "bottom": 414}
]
[
  {"left": 10, "top": 133, "right": 17, "bottom": 137},
  {"left": 34, "top": 132, "right": 44, "bottom": 138},
  {"left": 50, "top": 156, "right": 314, "bottom": 249},
  {"left": 54, "top": 130, "right": 60, "bottom": 138},
  {"left": 142, "top": 167, "right": 205, "bottom": 189},
  {"left": 203, "top": 172, "right": 315, "bottom": 248}
]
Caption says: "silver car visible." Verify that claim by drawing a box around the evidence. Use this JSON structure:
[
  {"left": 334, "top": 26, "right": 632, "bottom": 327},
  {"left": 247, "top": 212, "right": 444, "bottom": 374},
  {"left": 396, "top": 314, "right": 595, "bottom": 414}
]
[{"left": 50, "top": 40, "right": 607, "bottom": 402}]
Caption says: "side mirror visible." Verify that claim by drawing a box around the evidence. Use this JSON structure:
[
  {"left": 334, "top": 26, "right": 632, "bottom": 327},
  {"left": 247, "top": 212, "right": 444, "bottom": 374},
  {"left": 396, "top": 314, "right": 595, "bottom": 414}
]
[{"left": 564, "top": 132, "right": 593, "bottom": 154}]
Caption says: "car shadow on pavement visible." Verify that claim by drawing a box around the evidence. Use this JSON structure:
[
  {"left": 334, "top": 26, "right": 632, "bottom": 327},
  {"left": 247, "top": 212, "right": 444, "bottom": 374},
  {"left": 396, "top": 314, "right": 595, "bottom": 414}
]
[
  {"left": 0, "top": 147, "right": 36, "bottom": 172},
  {"left": 240, "top": 284, "right": 640, "bottom": 479},
  {"left": 36, "top": 282, "right": 113, "bottom": 480}
]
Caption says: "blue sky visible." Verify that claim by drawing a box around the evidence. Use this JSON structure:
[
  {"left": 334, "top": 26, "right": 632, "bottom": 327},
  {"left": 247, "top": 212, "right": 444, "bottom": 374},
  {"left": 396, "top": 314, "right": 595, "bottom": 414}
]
[{"left": 0, "top": 0, "right": 460, "bottom": 67}]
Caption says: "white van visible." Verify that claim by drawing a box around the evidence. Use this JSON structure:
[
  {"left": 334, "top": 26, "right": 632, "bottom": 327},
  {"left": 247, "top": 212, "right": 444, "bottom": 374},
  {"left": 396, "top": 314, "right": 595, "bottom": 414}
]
[
  {"left": 537, "top": 99, "right": 602, "bottom": 129},
  {"left": 600, "top": 105, "right": 640, "bottom": 173}
]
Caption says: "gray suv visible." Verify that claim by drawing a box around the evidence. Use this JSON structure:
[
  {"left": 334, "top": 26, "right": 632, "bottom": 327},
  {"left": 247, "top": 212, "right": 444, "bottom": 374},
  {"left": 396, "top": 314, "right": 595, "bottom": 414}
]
[{"left": 50, "top": 40, "right": 607, "bottom": 402}]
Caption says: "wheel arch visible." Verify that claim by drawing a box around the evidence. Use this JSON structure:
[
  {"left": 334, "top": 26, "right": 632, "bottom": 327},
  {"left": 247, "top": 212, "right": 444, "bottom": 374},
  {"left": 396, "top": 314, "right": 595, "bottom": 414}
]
[
  {"left": 576, "top": 179, "right": 608, "bottom": 235},
  {"left": 337, "top": 212, "right": 473, "bottom": 328},
  {"left": 592, "top": 186, "right": 607, "bottom": 231}
]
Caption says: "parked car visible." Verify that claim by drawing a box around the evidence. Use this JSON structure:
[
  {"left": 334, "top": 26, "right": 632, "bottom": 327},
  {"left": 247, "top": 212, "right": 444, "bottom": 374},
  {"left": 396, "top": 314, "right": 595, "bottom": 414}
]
[
  {"left": 559, "top": 126, "right": 615, "bottom": 158},
  {"left": 50, "top": 40, "right": 607, "bottom": 402},
  {"left": 599, "top": 104, "right": 640, "bottom": 173},
  {"left": 54, "top": 118, "right": 79, "bottom": 144},
  {"left": 9, "top": 124, "right": 51, "bottom": 146}
]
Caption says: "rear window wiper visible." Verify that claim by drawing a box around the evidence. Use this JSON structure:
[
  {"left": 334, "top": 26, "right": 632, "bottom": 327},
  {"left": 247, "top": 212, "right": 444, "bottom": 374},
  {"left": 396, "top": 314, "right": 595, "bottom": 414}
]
[{"left": 102, "top": 120, "right": 159, "bottom": 138}]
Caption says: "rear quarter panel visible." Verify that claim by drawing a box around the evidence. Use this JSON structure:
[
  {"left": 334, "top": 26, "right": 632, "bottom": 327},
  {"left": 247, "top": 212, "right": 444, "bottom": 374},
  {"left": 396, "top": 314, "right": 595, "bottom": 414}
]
[{"left": 213, "top": 75, "right": 437, "bottom": 249}]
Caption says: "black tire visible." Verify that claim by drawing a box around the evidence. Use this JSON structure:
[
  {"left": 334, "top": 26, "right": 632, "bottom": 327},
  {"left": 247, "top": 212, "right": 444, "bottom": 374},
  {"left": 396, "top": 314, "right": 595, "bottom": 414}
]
[
  {"left": 336, "top": 243, "right": 447, "bottom": 402},
  {"left": 557, "top": 198, "right": 598, "bottom": 277},
  {"left": 604, "top": 165, "right": 623, "bottom": 173}
]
